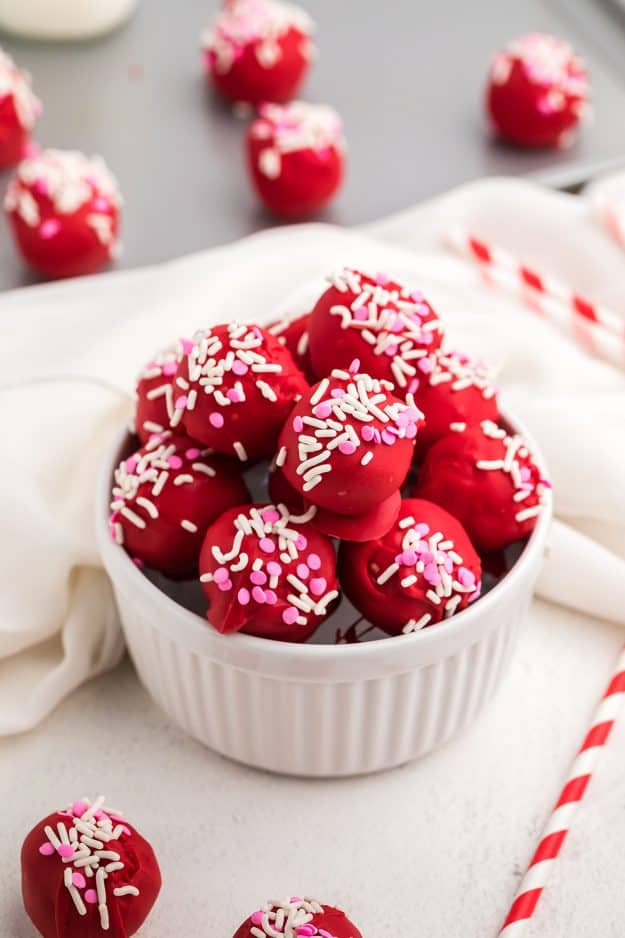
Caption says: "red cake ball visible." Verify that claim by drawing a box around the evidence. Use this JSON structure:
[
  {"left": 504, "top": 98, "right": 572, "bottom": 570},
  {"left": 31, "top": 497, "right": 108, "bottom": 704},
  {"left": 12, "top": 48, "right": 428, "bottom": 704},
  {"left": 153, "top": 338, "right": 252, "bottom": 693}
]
[
  {"left": 199, "top": 502, "right": 339, "bottom": 642},
  {"left": 267, "top": 309, "right": 313, "bottom": 379},
  {"left": 247, "top": 101, "right": 345, "bottom": 218},
  {"left": 277, "top": 363, "right": 423, "bottom": 539},
  {"left": 308, "top": 268, "right": 443, "bottom": 391},
  {"left": 133, "top": 338, "right": 194, "bottom": 444},
  {"left": 413, "top": 348, "right": 499, "bottom": 454},
  {"left": 339, "top": 498, "right": 482, "bottom": 636},
  {"left": 110, "top": 434, "right": 249, "bottom": 579},
  {"left": 486, "top": 33, "right": 590, "bottom": 149},
  {"left": 177, "top": 321, "right": 309, "bottom": 462},
  {"left": 414, "top": 419, "right": 551, "bottom": 553},
  {"left": 0, "top": 49, "right": 41, "bottom": 168},
  {"left": 21, "top": 795, "right": 161, "bottom": 938},
  {"left": 5, "top": 149, "right": 122, "bottom": 278},
  {"left": 233, "top": 897, "right": 362, "bottom": 938},
  {"left": 202, "top": 0, "right": 315, "bottom": 107}
]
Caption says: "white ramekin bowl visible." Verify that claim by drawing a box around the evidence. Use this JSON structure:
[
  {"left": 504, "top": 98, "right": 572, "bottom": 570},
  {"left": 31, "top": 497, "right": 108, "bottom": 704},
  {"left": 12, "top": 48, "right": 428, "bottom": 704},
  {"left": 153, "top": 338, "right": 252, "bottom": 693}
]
[{"left": 96, "top": 416, "right": 551, "bottom": 778}]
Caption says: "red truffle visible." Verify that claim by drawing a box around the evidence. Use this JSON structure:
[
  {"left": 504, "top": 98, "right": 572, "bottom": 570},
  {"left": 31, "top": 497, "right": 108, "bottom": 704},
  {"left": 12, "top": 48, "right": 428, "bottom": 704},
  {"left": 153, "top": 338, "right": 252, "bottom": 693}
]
[
  {"left": 247, "top": 101, "right": 345, "bottom": 218},
  {"left": 202, "top": 0, "right": 314, "bottom": 107},
  {"left": 339, "top": 498, "right": 482, "bottom": 636},
  {"left": 267, "top": 309, "right": 313, "bottom": 379},
  {"left": 21, "top": 796, "right": 161, "bottom": 938},
  {"left": 133, "top": 338, "right": 194, "bottom": 444},
  {"left": 277, "top": 365, "right": 422, "bottom": 538},
  {"left": 199, "top": 502, "right": 339, "bottom": 642},
  {"left": 177, "top": 322, "right": 309, "bottom": 462},
  {"left": 486, "top": 33, "right": 590, "bottom": 149},
  {"left": 0, "top": 50, "right": 41, "bottom": 168},
  {"left": 110, "top": 434, "right": 249, "bottom": 579},
  {"left": 413, "top": 348, "right": 499, "bottom": 455},
  {"left": 414, "top": 419, "right": 551, "bottom": 552},
  {"left": 232, "top": 896, "right": 362, "bottom": 938},
  {"left": 5, "top": 149, "right": 122, "bottom": 278},
  {"left": 308, "top": 268, "right": 443, "bottom": 390}
]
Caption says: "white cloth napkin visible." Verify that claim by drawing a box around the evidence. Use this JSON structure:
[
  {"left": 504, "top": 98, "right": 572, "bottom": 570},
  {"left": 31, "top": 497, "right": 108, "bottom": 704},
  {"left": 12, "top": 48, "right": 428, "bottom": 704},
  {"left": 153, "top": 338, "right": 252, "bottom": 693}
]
[{"left": 1, "top": 175, "right": 625, "bottom": 735}]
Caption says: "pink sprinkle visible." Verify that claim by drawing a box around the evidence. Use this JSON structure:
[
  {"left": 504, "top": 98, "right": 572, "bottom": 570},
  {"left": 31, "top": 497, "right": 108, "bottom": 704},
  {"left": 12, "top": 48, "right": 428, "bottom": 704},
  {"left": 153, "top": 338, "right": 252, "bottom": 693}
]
[
  {"left": 520, "top": 466, "right": 532, "bottom": 482},
  {"left": 250, "top": 570, "right": 267, "bottom": 585},
  {"left": 353, "top": 306, "right": 369, "bottom": 321},
  {"left": 348, "top": 358, "right": 361, "bottom": 373},
  {"left": 384, "top": 344, "right": 399, "bottom": 358},
  {"left": 375, "top": 272, "right": 390, "bottom": 286},
  {"left": 39, "top": 218, "right": 60, "bottom": 239},
  {"left": 232, "top": 360, "right": 248, "bottom": 376},
  {"left": 309, "top": 577, "right": 327, "bottom": 596},
  {"left": 282, "top": 606, "right": 299, "bottom": 625},
  {"left": 39, "top": 843, "right": 55, "bottom": 856},
  {"left": 181, "top": 338, "right": 194, "bottom": 355},
  {"left": 33, "top": 178, "right": 49, "bottom": 197},
  {"left": 57, "top": 844, "right": 75, "bottom": 859},
  {"left": 185, "top": 447, "right": 200, "bottom": 459},
  {"left": 339, "top": 440, "right": 357, "bottom": 455},
  {"left": 213, "top": 567, "right": 229, "bottom": 584},
  {"left": 400, "top": 549, "right": 417, "bottom": 565},
  {"left": 261, "top": 508, "right": 280, "bottom": 523},
  {"left": 148, "top": 432, "right": 163, "bottom": 443},
  {"left": 418, "top": 357, "right": 434, "bottom": 374},
  {"left": 296, "top": 927, "right": 316, "bottom": 937},
  {"left": 252, "top": 586, "right": 266, "bottom": 603},
  {"left": 162, "top": 361, "right": 177, "bottom": 376},
  {"left": 72, "top": 872, "right": 86, "bottom": 889},
  {"left": 209, "top": 412, "right": 224, "bottom": 429},
  {"left": 125, "top": 457, "right": 138, "bottom": 473},
  {"left": 381, "top": 429, "right": 396, "bottom": 445},
  {"left": 72, "top": 800, "right": 88, "bottom": 817},
  {"left": 296, "top": 563, "right": 310, "bottom": 580},
  {"left": 408, "top": 378, "right": 419, "bottom": 394},
  {"left": 238, "top": 588, "right": 250, "bottom": 605},
  {"left": 307, "top": 553, "right": 321, "bottom": 570},
  {"left": 361, "top": 425, "right": 375, "bottom": 443},
  {"left": 251, "top": 912, "right": 264, "bottom": 926},
  {"left": 458, "top": 567, "right": 476, "bottom": 588},
  {"left": 132, "top": 557, "right": 144, "bottom": 568},
  {"left": 168, "top": 455, "right": 183, "bottom": 469},
  {"left": 259, "top": 537, "right": 275, "bottom": 554},
  {"left": 314, "top": 402, "right": 332, "bottom": 419},
  {"left": 330, "top": 388, "right": 345, "bottom": 398},
  {"left": 266, "top": 561, "right": 282, "bottom": 577},
  {"left": 265, "top": 590, "right": 277, "bottom": 605},
  {"left": 174, "top": 395, "right": 188, "bottom": 410},
  {"left": 415, "top": 522, "right": 430, "bottom": 536},
  {"left": 227, "top": 388, "right": 242, "bottom": 402},
  {"left": 92, "top": 196, "right": 109, "bottom": 212},
  {"left": 217, "top": 578, "right": 232, "bottom": 592},
  {"left": 422, "top": 331, "right": 434, "bottom": 345},
  {"left": 319, "top": 931, "right": 334, "bottom": 938},
  {"left": 293, "top": 415, "right": 304, "bottom": 432},
  {"left": 295, "top": 534, "right": 308, "bottom": 550},
  {"left": 411, "top": 289, "right": 425, "bottom": 302},
  {"left": 424, "top": 564, "right": 442, "bottom": 586},
  {"left": 84, "top": 889, "right": 98, "bottom": 905},
  {"left": 405, "top": 422, "right": 418, "bottom": 439}
]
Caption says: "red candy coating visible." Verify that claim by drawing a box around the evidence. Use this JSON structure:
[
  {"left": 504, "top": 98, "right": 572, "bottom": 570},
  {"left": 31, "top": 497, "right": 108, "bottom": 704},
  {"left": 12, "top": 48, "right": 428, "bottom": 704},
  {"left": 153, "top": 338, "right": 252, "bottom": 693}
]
[
  {"left": 339, "top": 498, "right": 482, "bottom": 636},
  {"left": 412, "top": 348, "right": 499, "bottom": 455},
  {"left": 233, "top": 898, "right": 362, "bottom": 938},
  {"left": 247, "top": 102, "right": 345, "bottom": 219},
  {"left": 133, "top": 339, "right": 193, "bottom": 444},
  {"left": 267, "top": 310, "right": 314, "bottom": 380},
  {"left": 308, "top": 269, "right": 443, "bottom": 389},
  {"left": 110, "top": 434, "right": 249, "bottom": 579},
  {"left": 278, "top": 367, "right": 421, "bottom": 517},
  {"left": 5, "top": 149, "right": 122, "bottom": 279},
  {"left": 414, "top": 420, "right": 550, "bottom": 552},
  {"left": 21, "top": 798, "right": 161, "bottom": 938},
  {"left": 486, "top": 33, "right": 590, "bottom": 149},
  {"left": 199, "top": 502, "right": 339, "bottom": 642},
  {"left": 0, "top": 51, "right": 41, "bottom": 168},
  {"left": 177, "top": 322, "right": 309, "bottom": 462},
  {"left": 202, "top": 0, "right": 314, "bottom": 106}
]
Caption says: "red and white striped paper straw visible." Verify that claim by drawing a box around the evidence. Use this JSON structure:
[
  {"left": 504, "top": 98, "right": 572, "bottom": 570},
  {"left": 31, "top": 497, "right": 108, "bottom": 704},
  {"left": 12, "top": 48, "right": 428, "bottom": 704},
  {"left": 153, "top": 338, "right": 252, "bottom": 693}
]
[
  {"left": 445, "top": 226, "right": 625, "bottom": 371},
  {"left": 499, "top": 645, "right": 625, "bottom": 937}
]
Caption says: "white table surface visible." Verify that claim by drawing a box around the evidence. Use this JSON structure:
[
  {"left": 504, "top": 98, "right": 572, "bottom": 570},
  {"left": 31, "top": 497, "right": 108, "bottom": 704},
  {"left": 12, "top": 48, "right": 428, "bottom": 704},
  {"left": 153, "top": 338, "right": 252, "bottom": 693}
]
[{"left": 2, "top": 598, "right": 623, "bottom": 938}]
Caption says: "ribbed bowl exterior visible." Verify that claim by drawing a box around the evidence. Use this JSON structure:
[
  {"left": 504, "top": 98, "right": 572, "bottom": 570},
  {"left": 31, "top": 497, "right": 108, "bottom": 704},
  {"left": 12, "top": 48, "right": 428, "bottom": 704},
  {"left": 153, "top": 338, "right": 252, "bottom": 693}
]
[{"left": 98, "top": 427, "right": 549, "bottom": 777}]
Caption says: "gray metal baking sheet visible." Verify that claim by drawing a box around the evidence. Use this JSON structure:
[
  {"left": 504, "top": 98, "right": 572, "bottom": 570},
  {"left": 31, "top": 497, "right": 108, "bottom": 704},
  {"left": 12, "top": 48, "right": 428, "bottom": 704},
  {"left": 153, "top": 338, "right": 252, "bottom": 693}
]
[{"left": 0, "top": 0, "right": 624, "bottom": 290}]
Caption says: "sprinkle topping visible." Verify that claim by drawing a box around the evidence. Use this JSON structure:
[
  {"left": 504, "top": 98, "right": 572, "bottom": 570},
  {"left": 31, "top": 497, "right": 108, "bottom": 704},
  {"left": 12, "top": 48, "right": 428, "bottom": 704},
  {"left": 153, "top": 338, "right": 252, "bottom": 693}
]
[
  {"left": 247, "top": 897, "right": 334, "bottom": 938},
  {"left": 135, "top": 338, "right": 192, "bottom": 435},
  {"left": 416, "top": 348, "right": 497, "bottom": 399},
  {"left": 490, "top": 33, "right": 588, "bottom": 104},
  {"left": 287, "top": 367, "right": 422, "bottom": 493},
  {"left": 252, "top": 102, "right": 344, "bottom": 179},
  {"left": 203, "top": 0, "right": 314, "bottom": 75},
  {"left": 201, "top": 503, "right": 338, "bottom": 630},
  {"left": 478, "top": 420, "right": 551, "bottom": 522},
  {"left": 0, "top": 49, "right": 41, "bottom": 130},
  {"left": 324, "top": 268, "right": 442, "bottom": 390},
  {"left": 38, "top": 796, "right": 138, "bottom": 932}
]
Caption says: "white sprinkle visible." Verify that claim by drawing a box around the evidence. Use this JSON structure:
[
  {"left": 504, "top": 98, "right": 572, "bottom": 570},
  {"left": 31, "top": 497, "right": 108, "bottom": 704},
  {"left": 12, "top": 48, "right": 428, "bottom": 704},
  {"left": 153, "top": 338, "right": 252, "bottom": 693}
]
[
  {"left": 398, "top": 516, "right": 416, "bottom": 529},
  {"left": 402, "top": 613, "right": 432, "bottom": 634},
  {"left": 181, "top": 519, "right": 198, "bottom": 533},
  {"left": 113, "top": 885, "right": 140, "bottom": 897},
  {"left": 377, "top": 562, "right": 399, "bottom": 585},
  {"left": 233, "top": 441, "right": 248, "bottom": 461},
  {"left": 515, "top": 505, "right": 542, "bottom": 522},
  {"left": 450, "top": 422, "right": 467, "bottom": 432},
  {"left": 360, "top": 451, "right": 373, "bottom": 466},
  {"left": 276, "top": 446, "right": 287, "bottom": 467}
]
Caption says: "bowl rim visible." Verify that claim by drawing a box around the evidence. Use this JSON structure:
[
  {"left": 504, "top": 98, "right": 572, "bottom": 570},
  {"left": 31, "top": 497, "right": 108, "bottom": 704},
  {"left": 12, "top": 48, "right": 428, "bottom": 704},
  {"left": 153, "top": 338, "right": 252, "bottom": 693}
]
[{"left": 96, "top": 405, "right": 552, "bottom": 669}]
